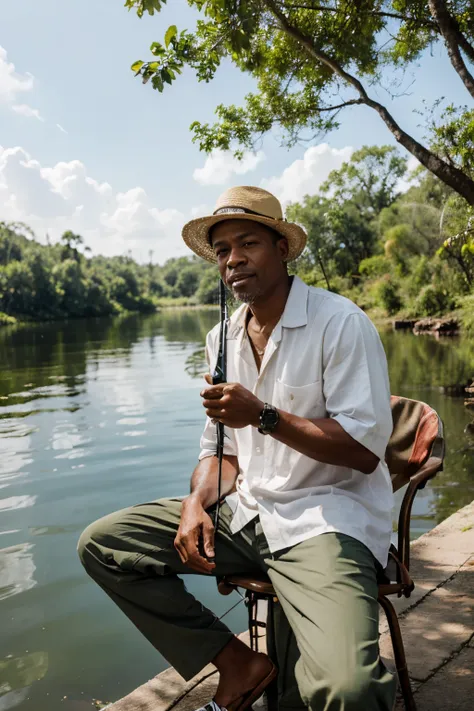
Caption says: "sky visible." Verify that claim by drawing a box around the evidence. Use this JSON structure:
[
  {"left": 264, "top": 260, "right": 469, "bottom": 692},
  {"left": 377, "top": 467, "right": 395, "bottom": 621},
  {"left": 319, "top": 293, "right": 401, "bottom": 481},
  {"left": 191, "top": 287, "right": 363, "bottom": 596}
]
[{"left": 0, "top": 0, "right": 469, "bottom": 264}]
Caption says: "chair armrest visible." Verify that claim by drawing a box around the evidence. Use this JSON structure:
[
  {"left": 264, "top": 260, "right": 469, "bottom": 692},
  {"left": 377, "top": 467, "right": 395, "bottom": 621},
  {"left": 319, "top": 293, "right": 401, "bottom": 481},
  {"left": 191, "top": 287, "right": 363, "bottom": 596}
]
[
  {"left": 410, "top": 455, "right": 443, "bottom": 489},
  {"left": 397, "top": 455, "right": 443, "bottom": 570}
]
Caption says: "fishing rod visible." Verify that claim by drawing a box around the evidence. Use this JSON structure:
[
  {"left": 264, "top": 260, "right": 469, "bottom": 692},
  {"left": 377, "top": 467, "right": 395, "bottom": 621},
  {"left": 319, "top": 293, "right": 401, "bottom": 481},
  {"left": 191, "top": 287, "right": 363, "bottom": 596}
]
[{"left": 212, "top": 279, "right": 228, "bottom": 532}]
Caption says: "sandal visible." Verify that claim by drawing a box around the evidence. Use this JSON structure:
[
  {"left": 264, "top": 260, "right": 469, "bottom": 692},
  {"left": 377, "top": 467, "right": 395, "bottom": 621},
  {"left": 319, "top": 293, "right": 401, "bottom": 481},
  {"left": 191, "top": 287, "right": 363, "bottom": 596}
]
[{"left": 195, "top": 662, "right": 277, "bottom": 711}]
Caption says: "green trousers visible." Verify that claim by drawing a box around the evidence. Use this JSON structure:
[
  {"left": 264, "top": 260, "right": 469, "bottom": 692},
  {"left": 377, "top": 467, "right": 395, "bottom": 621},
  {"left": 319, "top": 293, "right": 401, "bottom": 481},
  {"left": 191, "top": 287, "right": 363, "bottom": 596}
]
[{"left": 78, "top": 498, "right": 396, "bottom": 711}]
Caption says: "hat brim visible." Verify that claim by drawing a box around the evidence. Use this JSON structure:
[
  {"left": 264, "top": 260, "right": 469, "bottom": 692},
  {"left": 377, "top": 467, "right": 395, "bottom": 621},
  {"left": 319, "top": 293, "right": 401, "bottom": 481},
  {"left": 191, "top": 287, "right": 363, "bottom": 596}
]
[{"left": 182, "top": 213, "right": 307, "bottom": 264}]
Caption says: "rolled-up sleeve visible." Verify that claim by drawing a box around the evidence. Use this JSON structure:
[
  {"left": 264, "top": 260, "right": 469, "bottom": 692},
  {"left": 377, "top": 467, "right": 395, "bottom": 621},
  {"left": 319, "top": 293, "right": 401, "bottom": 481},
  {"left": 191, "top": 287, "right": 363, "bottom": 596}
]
[
  {"left": 198, "top": 330, "right": 238, "bottom": 461},
  {"left": 322, "top": 312, "right": 392, "bottom": 461}
]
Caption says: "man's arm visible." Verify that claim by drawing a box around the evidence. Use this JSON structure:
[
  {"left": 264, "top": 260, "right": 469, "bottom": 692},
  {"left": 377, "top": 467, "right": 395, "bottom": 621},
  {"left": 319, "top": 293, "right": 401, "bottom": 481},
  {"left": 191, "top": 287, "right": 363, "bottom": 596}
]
[
  {"left": 175, "top": 329, "right": 240, "bottom": 573},
  {"left": 189, "top": 453, "right": 240, "bottom": 509},
  {"left": 254, "top": 412, "right": 379, "bottom": 474},
  {"left": 174, "top": 454, "right": 239, "bottom": 574},
  {"left": 202, "top": 388, "right": 378, "bottom": 474}
]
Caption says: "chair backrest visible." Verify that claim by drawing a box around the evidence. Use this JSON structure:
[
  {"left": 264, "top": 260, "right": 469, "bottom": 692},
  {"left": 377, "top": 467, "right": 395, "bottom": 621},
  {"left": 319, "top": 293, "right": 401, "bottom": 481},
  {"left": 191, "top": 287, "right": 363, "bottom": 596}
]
[{"left": 386, "top": 395, "right": 444, "bottom": 493}]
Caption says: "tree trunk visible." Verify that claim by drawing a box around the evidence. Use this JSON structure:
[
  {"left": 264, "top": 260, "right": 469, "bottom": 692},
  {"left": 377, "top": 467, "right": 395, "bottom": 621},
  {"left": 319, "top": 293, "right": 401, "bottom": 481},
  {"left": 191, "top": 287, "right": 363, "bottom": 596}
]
[
  {"left": 364, "top": 99, "right": 474, "bottom": 206},
  {"left": 428, "top": 0, "right": 474, "bottom": 99},
  {"left": 265, "top": 0, "right": 474, "bottom": 206}
]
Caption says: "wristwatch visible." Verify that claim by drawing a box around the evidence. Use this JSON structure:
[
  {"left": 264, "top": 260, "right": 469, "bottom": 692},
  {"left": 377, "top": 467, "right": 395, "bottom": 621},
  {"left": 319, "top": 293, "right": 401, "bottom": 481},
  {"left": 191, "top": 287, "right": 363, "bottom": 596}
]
[{"left": 258, "top": 403, "right": 280, "bottom": 435}]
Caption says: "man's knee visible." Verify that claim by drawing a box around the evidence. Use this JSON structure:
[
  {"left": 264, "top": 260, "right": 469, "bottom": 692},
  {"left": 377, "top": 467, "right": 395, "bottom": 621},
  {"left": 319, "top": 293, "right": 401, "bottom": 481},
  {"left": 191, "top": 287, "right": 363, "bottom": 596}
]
[
  {"left": 77, "top": 512, "right": 117, "bottom": 570},
  {"left": 298, "top": 661, "right": 373, "bottom": 710}
]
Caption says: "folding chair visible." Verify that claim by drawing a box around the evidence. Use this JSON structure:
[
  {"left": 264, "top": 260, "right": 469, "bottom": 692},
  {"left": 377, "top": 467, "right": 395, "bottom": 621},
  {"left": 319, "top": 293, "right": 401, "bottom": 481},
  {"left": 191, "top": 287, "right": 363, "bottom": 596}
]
[{"left": 218, "top": 395, "right": 445, "bottom": 711}]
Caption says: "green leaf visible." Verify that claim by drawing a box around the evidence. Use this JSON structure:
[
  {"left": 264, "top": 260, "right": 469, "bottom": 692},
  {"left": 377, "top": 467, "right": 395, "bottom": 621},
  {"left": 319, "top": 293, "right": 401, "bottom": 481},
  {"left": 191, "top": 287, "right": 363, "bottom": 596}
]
[
  {"left": 162, "top": 68, "right": 173, "bottom": 85},
  {"left": 152, "top": 74, "right": 164, "bottom": 92},
  {"left": 150, "top": 42, "right": 166, "bottom": 57},
  {"left": 165, "top": 25, "right": 177, "bottom": 48},
  {"left": 131, "top": 60, "right": 144, "bottom": 73}
]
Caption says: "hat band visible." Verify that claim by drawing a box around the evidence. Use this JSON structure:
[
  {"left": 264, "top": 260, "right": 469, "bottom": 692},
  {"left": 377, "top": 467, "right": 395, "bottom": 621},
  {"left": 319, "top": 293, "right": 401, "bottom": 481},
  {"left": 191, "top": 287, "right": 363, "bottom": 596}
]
[{"left": 214, "top": 206, "right": 279, "bottom": 220}]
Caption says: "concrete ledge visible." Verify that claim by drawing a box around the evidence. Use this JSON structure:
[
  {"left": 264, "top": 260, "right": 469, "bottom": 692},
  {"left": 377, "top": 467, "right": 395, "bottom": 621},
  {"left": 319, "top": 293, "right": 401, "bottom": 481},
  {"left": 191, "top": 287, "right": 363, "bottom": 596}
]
[{"left": 106, "top": 502, "right": 474, "bottom": 711}]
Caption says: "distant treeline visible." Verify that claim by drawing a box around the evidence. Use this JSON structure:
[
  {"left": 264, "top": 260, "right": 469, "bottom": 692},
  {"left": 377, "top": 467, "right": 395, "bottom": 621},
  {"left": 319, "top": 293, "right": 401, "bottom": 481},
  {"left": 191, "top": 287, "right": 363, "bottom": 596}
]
[
  {"left": 2, "top": 144, "right": 473, "bottom": 327},
  {"left": 0, "top": 224, "right": 219, "bottom": 323}
]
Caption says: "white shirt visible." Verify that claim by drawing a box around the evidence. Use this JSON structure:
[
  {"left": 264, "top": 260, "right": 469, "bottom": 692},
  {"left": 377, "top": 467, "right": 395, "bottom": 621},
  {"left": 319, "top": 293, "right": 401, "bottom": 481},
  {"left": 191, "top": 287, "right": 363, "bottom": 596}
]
[{"left": 199, "top": 276, "right": 394, "bottom": 566}]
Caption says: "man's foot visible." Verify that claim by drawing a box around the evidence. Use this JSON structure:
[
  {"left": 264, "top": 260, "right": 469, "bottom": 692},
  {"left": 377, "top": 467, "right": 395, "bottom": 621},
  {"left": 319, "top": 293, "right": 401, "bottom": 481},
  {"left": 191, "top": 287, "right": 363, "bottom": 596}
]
[{"left": 213, "top": 639, "right": 275, "bottom": 710}]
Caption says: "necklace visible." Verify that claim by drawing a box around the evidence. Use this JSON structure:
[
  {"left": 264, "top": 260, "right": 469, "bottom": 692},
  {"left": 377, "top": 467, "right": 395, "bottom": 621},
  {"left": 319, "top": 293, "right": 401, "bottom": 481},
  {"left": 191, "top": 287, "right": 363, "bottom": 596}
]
[{"left": 246, "top": 314, "right": 269, "bottom": 357}]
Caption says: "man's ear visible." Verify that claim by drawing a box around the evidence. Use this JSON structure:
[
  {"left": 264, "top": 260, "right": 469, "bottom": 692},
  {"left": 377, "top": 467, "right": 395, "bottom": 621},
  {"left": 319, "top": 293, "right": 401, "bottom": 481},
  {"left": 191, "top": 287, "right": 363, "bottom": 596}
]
[{"left": 278, "top": 236, "right": 289, "bottom": 262}]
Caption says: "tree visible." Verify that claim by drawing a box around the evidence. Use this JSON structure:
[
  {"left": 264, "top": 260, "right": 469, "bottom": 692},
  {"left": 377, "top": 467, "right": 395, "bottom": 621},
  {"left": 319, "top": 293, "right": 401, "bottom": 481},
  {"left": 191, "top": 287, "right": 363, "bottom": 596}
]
[
  {"left": 60, "top": 231, "right": 89, "bottom": 262},
  {"left": 0, "top": 260, "right": 36, "bottom": 316},
  {"left": 321, "top": 146, "right": 408, "bottom": 218},
  {"left": 195, "top": 268, "right": 220, "bottom": 304},
  {"left": 0, "top": 221, "right": 34, "bottom": 264},
  {"left": 436, "top": 196, "right": 474, "bottom": 286},
  {"left": 287, "top": 146, "right": 403, "bottom": 279},
  {"left": 126, "top": 0, "right": 474, "bottom": 204},
  {"left": 176, "top": 265, "right": 201, "bottom": 297}
]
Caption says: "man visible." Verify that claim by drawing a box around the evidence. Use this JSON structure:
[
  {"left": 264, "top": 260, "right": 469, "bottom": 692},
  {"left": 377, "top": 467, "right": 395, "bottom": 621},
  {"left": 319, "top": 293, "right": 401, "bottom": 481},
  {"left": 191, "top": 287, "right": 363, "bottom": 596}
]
[{"left": 78, "top": 186, "right": 397, "bottom": 711}]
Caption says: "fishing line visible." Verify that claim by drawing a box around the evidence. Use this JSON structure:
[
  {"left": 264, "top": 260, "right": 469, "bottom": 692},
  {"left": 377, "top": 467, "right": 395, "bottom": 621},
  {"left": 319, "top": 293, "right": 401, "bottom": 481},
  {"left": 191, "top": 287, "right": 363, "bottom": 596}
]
[{"left": 217, "top": 589, "right": 246, "bottom": 622}]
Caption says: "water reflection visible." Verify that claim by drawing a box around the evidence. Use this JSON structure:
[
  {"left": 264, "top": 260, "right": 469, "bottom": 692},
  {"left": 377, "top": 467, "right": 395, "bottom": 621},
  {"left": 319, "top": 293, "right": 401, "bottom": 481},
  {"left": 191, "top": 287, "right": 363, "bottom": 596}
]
[
  {"left": 381, "top": 329, "right": 474, "bottom": 392},
  {"left": 0, "top": 543, "right": 36, "bottom": 601},
  {"left": 0, "top": 652, "right": 48, "bottom": 709}
]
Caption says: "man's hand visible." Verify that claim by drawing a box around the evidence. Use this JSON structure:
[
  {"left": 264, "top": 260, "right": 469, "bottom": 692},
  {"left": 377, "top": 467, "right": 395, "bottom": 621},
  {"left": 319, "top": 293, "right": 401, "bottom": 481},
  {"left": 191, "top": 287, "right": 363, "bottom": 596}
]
[
  {"left": 201, "top": 374, "right": 263, "bottom": 429},
  {"left": 174, "top": 495, "right": 216, "bottom": 574}
]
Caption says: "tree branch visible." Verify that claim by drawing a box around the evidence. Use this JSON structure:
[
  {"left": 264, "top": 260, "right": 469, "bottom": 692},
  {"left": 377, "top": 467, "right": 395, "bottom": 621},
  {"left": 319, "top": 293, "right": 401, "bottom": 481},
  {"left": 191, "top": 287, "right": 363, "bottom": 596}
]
[
  {"left": 277, "top": 2, "right": 438, "bottom": 29},
  {"left": 263, "top": 0, "right": 474, "bottom": 205},
  {"left": 428, "top": 0, "right": 474, "bottom": 98},
  {"left": 313, "top": 99, "right": 365, "bottom": 111}
]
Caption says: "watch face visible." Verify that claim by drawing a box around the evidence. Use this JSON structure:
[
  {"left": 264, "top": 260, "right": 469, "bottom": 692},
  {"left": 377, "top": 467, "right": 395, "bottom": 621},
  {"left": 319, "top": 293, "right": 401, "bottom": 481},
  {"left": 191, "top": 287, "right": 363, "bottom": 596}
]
[
  {"left": 265, "top": 410, "right": 279, "bottom": 426},
  {"left": 261, "top": 406, "right": 279, "bottom": 430}
]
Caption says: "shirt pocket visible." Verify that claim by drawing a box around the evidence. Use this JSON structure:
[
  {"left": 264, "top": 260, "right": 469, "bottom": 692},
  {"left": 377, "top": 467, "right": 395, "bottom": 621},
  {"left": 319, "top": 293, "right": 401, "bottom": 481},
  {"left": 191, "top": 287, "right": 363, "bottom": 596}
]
[{"left": 273, "top": 379, "right": 326, "bottom": 419}]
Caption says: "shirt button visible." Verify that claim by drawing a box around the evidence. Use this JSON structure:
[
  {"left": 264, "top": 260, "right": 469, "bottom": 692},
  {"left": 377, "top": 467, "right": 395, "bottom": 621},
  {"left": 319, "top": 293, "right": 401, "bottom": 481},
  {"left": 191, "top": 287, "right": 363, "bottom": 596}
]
[{"left": 256, "top": 447, "right": 261, "bottom": 454}]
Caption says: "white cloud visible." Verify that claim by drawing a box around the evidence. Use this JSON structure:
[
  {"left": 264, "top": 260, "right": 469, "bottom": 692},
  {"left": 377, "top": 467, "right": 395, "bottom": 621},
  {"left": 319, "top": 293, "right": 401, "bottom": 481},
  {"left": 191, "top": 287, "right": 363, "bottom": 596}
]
[
  {"left": 0, "top": 145, "right": 190, "bottom": 264},
  {"left": 260, "top": 143, "right": 353, "bottom": 206},
  {"left": 56, "top": 123, "right": 68, "bottom": 134},
  {"left": 0, "top": 46, "right": 34, "bottom": 103},
  {"left": 193, "top": 149, "right": 265, "bottom": 186},
  {"left": 12, "top": 103, "right": 44, "bottom": 121},
  {"left": 0, "top": 46, "right": 46, "bottom": 124}
]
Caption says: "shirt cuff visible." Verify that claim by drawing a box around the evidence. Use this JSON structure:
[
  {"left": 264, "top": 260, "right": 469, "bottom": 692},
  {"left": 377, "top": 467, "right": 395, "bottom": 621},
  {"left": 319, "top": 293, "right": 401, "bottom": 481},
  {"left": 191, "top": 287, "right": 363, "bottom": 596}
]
[
  {"left": 198, "top": 444, "right": 237, "bottom": 461},
  {"left": 332, "top": 413, "right": 387, "bottom": 462}
]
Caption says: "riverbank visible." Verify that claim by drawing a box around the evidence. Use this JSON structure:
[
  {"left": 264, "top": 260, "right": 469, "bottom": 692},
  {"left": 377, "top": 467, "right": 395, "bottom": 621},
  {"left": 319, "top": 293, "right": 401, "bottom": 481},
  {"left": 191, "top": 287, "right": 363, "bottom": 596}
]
[{"left": 103, "top": 501, "right": 474, "bottom": 711}]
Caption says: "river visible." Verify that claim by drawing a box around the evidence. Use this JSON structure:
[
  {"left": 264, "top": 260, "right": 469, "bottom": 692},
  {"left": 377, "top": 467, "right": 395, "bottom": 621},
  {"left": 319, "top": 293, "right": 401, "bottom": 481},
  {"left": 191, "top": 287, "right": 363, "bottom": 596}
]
[{"left": 1, "top": 310, "right": 474, "bottom": 711}]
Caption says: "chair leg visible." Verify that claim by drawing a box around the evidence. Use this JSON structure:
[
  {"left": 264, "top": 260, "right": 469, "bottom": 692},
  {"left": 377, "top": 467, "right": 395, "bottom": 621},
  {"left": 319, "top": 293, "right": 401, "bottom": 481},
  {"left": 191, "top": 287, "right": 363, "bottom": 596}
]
[
  {"left": 379, "top": 595, "right": 416, "bottom": 711},
  {"left": 247, "top": 591, "right": 259, "bottom": 653},
  {"left": 265, "top": 598, "right": 279, "bottom": 711}
]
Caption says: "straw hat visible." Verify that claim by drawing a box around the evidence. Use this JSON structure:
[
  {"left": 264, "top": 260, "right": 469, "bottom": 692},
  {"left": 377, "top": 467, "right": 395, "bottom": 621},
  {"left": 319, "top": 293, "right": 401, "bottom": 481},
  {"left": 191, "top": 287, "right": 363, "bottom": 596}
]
[{"left": 182, "top": 186, "right": 307, "bottom": 263}]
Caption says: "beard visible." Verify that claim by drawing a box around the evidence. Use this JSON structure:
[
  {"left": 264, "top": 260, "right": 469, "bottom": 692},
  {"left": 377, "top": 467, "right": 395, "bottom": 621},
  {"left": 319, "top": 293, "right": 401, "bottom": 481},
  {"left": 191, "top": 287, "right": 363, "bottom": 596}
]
[{"left": 232, "top": 285, "right": 264, "bottom": 304}]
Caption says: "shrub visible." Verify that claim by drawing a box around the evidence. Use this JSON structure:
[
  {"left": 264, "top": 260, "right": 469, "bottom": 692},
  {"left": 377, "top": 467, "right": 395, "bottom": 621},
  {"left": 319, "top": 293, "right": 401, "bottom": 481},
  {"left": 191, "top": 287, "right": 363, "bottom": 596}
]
[
  {"left": 359, "top": 255, "right": 391, "bottom": 278},
  {"left": 0, "top": 311, "right": 16, "bottom": 325},
  {"left": 415, "top": 285, "right": 452, "bottom": 317},
  {"left": 456, "top": 294, "right": 474, "bottom": 333},
  {"left": 374, "top": 276, "right": 403, "bottom": 315}
]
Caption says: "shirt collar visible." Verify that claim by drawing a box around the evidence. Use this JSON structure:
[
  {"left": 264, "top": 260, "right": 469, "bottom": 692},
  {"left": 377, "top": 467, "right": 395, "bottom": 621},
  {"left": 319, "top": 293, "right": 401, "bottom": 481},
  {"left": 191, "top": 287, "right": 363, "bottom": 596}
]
[
  {"left": 227, "top": 275, "right": 309, "bottom": 340},
  {"left": 281, "top": 275, "right": 309, "bottom": 329}
]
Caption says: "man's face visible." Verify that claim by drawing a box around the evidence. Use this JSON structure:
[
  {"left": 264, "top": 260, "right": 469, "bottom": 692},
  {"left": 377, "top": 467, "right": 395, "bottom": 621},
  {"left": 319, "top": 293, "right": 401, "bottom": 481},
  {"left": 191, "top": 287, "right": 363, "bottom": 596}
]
[{"left": 210, "top": 219, "right": 289, "bottom": 304}]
